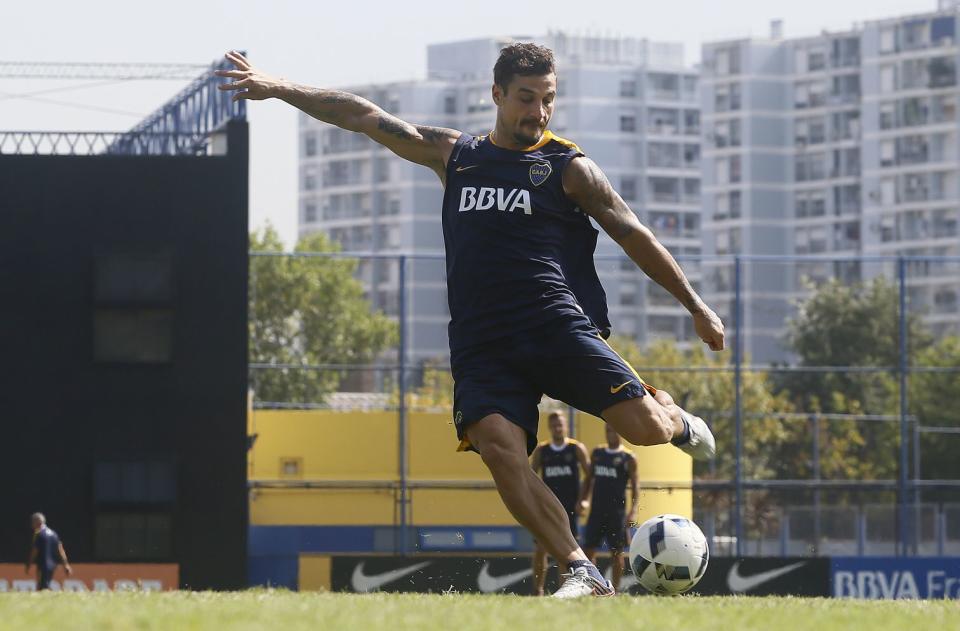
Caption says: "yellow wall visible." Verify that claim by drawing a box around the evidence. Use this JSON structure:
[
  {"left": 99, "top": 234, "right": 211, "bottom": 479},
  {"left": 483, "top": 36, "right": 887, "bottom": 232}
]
[{"left": 249, "top": 409, "right": 692, "bottom": 526}]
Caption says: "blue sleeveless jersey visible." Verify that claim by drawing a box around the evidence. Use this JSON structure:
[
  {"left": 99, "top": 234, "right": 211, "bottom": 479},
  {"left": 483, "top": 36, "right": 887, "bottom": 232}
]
[{"left": 441, "top": 131, "right": 611, "bottom": 352}]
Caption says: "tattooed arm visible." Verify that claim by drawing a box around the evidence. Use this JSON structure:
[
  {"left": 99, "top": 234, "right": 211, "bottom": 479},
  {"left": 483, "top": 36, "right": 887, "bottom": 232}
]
[
  {"left": 562, "top": 156, "right": 725, "bottom": 351},
  {"left": 216, "top": 51, "right": 460, "bottom": 182}
]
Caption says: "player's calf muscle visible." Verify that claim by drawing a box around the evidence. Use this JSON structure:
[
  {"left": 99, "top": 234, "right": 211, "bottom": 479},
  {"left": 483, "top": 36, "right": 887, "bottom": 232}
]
[{"left": 603, "top": 399, "right": 673, "bottom": 445}]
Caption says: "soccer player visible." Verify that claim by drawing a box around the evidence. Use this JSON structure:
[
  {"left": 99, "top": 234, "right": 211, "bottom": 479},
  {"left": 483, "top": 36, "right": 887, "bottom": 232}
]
[
  {"left": 580, "top": 423, "right": 638, "bottom": 593},
  {"left": 26, "top": 513, "right": 72, "bottom": 590},
  {"left": 217, "top": 43, "right": 722, "bottom": 598},
  {"left": 529, "top": 411, "right": 589, "bottom": 595}
]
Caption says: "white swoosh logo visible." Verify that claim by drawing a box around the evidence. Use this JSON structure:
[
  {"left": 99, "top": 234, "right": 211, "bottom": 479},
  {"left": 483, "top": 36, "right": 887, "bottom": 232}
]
[
  {"left": 351, "top": 561, "right": 431, "bottom": 592},
  {"left": 456, "top": 164, "right": 480, "bottom": 172},
  {"left": 477, "top": 562, "right": 532, "bottom": 593},
  {"left": 726, "top": 561, "right": 806, "bottom": 593}
]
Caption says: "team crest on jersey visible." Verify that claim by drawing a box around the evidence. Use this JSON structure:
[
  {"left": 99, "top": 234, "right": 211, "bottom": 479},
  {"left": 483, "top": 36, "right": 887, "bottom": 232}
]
[{"left": 529, "top": 161, "right": 552, "bottom": 186}]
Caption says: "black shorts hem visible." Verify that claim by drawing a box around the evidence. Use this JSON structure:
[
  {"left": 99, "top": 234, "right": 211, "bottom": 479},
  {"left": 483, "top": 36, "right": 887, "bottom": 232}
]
[{"left": 455, "top": 408, "right": 539, "bottom": 455}]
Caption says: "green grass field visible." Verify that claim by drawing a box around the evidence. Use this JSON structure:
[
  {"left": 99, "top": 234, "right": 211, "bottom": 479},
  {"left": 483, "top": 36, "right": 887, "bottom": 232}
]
[{"left": 0, "top": 591, "right": 955, "bottom": 631}]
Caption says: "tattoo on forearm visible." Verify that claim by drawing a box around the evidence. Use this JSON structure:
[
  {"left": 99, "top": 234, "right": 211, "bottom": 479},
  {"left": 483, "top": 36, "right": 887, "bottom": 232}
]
[{"left": 377, "top": 115, "right": 415, "bottom": 139}]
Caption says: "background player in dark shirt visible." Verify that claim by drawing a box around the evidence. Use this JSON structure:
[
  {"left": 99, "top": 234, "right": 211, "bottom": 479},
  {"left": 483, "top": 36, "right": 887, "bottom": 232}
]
[
  {"left": 217, "top": 44, "right": 723, "bottom": 598},
  {"left": 580, "top": 424, "right": 638, "bottom": 592},
  {"left": 529, "top": 411, "right": 589, "bottom": 595},
  {"left": 26, "top": 513, "right": 71, "bottom": 590}
]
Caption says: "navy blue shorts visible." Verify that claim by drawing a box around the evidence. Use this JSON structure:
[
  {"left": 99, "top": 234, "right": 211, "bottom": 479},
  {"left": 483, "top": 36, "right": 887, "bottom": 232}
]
[
  {"left": 452, "top": 315, "right": 651, "bottom": 455},
  {"left": 584, "top": 510, "right": 627, "bottom": 551}
]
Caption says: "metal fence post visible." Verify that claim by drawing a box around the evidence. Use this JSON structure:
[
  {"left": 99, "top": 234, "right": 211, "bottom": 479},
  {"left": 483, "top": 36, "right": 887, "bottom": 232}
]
[
  {"left": 812, "top": 414, "right": 821, "bottom": 556},
  {"left": 734, "top": 255, "right": 744, "bottom": 557},
  {"left": 398, "top": 254, "right": 409, "bottom": 555},
  {"left": 897, "top": 256, "right": 910, "bottom": 556}
]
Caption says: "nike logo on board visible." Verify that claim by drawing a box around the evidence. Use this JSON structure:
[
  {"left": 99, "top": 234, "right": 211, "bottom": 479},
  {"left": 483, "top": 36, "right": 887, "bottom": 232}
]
[
  {"left": 726, "top": 561, "right": 806, "bottom": 593},
  {"left": 351, "top": 561, "right": 432, "bottom": 592},
  {"left": 476, "top": 562, "right": 532, "bottom": 593}
]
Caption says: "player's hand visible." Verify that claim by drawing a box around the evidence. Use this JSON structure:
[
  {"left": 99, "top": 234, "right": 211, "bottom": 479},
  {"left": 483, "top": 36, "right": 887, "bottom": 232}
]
[
  {"left": 625, "top": 512, "right": 636, "bottom": 528},
  {"left": 215, "top": 51, "right": 286, "bottom": 102},
  {"left": 692, "top": 306, "right": 725, "bottom": 351},
  {"left": 65, "top": 564, "right": 73, "bottom": 576},
  {"left": 577, "top": 500, "right": 589, "bottom": 516}
]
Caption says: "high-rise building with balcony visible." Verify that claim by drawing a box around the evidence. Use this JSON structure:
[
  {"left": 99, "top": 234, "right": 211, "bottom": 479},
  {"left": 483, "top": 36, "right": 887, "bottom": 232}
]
[{"left": 701, "top": 5, "right": 959, "bottom": 362}]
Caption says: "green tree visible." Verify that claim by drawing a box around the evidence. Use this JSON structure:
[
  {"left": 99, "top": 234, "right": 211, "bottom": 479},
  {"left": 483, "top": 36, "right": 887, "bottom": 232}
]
[
  {"left": 774, "top": 277, "right": 934, "bottom": 481},
  {"left": 910, "top": 336, "right": 960, "bottom": 491},
  {"left": 249, "top": 225, "right": 397, "bottom": 404}
]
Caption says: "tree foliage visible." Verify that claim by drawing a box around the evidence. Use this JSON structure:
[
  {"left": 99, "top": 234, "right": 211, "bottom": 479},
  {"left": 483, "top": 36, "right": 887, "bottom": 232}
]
[{"left": 249, "top": 226, "right": 397, "bottom": 404}]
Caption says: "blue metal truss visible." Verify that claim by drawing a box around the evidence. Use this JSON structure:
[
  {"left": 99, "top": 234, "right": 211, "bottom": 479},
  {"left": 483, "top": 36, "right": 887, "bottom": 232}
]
[{"left": 106, "top": 54, "right": 246, "bottom": 155}]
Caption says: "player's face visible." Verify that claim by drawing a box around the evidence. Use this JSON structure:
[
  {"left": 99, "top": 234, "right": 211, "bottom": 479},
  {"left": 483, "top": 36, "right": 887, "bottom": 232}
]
[
  {"left": 31, "top": 516, "right": 41, "bottom": 531},
  {"left": 493, "top": 73, "right": 557, "bottom": 146},
  {"left": 548, "top": 416, "right": 567, "bottom": 441}
]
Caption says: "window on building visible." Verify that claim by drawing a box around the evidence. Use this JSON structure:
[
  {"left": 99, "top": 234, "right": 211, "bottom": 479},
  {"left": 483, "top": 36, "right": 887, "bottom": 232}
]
[
  {"left": 808, "top": 49, "right": 826, "bottom": 71},
  {"left": 620, "top": 177, "right": 637, "bottom": 201},
  {"left": 648, "top": 108, "right": 679, "bottom": 135},
  {"left": 304, "top": 202, "right": 318, "bottom": 223},
  {"left": 929, "top": 56, "right": 957, "bottom": 88},
  {"left": 880, "top": 27, "right": 896, "bottom": 54},
  {"left": 649, "top": 177, "right": 679, "bottom": 203},
  {"left": 619, "top": 79, "right": 637, "bottom": 98},
  {"left": 880, "top": 65, "right": 897, "bottom": 93},
  {"left": 648, "top": 142, "right": 680, "bottom": 168},
  {"left": 620, "top": 115, "right": 636, "bottom": 132},
  {"left": 683, "top": 110, "right": 699, "bottom": 136},
  {"left": 444, "top": 94, "right": 457, "bottom": 114},
  {"left": 304, "top": 133, "right": 317, "bottom": 157},
  {"left": 932, "top": 16, "right": 956, "bottom": 46}
]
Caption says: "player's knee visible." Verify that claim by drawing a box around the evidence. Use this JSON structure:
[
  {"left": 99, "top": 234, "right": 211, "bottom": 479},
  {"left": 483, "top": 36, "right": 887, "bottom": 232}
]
[
  {"left": 653, "top": 388, "right": 675, "bottom": 407},
  {"left": 478, "top": 439, "right": 526, "bottom": 474}
]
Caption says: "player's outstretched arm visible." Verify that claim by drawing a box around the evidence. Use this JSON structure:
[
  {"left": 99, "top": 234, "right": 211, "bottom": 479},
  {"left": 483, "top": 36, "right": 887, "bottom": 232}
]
[
  {"left": 563, "top": 156, "right": 725, "bottom": 351},
  {"left": 215, "top": 51, "right": 460, "bottom": 182}
]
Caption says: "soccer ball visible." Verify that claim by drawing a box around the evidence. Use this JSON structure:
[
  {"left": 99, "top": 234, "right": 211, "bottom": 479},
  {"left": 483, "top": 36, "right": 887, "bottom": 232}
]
[{"left": 628, "top": 514, "right": 709, "bottom": 595}]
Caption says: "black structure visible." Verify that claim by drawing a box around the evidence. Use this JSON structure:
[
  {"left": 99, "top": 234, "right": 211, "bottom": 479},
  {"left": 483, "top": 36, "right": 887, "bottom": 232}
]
[{"left": 0, "top": 62, "right": 248, "bottom": 589}]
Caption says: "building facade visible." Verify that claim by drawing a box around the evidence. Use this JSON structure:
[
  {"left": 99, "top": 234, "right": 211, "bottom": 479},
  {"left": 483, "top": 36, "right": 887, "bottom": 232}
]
[{"left": 700, "top": 7, "right": 959, "bottom": 362}]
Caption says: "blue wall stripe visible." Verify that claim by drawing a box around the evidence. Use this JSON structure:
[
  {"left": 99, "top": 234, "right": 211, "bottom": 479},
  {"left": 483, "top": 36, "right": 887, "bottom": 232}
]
[{"left": 247, "top": 555, "right": 299, "bottom": 590}]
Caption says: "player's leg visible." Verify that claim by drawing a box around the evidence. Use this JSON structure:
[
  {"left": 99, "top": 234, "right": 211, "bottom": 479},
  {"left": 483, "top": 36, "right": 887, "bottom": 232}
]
[
  {"left": 532, "top": 541, "right": 548, "bottom": 596},
  {"left": 609, "top": 549, "right": 625, "bottom": 592},
  {"left": 465, "top": 415, "right": 583, "bottom": 566},
  {"left": 603, "top": 387, "right": 715, "bottom": 460},
  {"left": 537, "top": 320, "right": 714, "bottom": 460}
]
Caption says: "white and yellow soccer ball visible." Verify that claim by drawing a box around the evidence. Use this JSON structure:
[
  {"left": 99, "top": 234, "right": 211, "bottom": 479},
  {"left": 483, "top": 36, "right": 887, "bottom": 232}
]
[{"left": 628, "top": 514, "right": 709, "bottom": 595}]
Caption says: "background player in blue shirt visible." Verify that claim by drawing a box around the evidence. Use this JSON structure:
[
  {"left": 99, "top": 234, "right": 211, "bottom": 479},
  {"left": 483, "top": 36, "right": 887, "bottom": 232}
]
[
  {"left": 218, "top": 43, "right": 724, "bottom": 598},
  {"left": 529, "top": 411, "right": 589, "bottom": 595},
  {"left": 26, "top": 513, "right": 72, "bottom": 590},
  {"left": 580, "top": 424, "right": 639, "bottom": 593}
]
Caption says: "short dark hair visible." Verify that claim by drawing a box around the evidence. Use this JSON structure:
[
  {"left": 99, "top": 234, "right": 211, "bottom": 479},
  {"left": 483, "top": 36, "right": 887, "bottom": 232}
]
[{"left": 494, "top": 43, "right": 556, "bottom": 91}]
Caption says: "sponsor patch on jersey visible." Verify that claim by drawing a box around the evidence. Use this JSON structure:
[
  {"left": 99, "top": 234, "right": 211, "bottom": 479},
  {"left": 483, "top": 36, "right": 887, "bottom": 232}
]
[{"left": 529, "top": 161, "right": 552, "bottom": 187}]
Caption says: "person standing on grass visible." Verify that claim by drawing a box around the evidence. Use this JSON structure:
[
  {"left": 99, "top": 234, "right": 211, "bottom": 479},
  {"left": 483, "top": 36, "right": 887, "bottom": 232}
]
[{"left": 26, "top": 513, "right": 72, "bottom": 590}]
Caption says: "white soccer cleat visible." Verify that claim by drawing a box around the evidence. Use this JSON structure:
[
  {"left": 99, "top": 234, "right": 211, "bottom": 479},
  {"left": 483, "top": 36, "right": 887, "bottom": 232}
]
[
  {"left": 550, "top": 567, "right": 615, "bottom": 599},
  {"left": 673, "top": 411, "right": 716, "bottom": 461}
]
